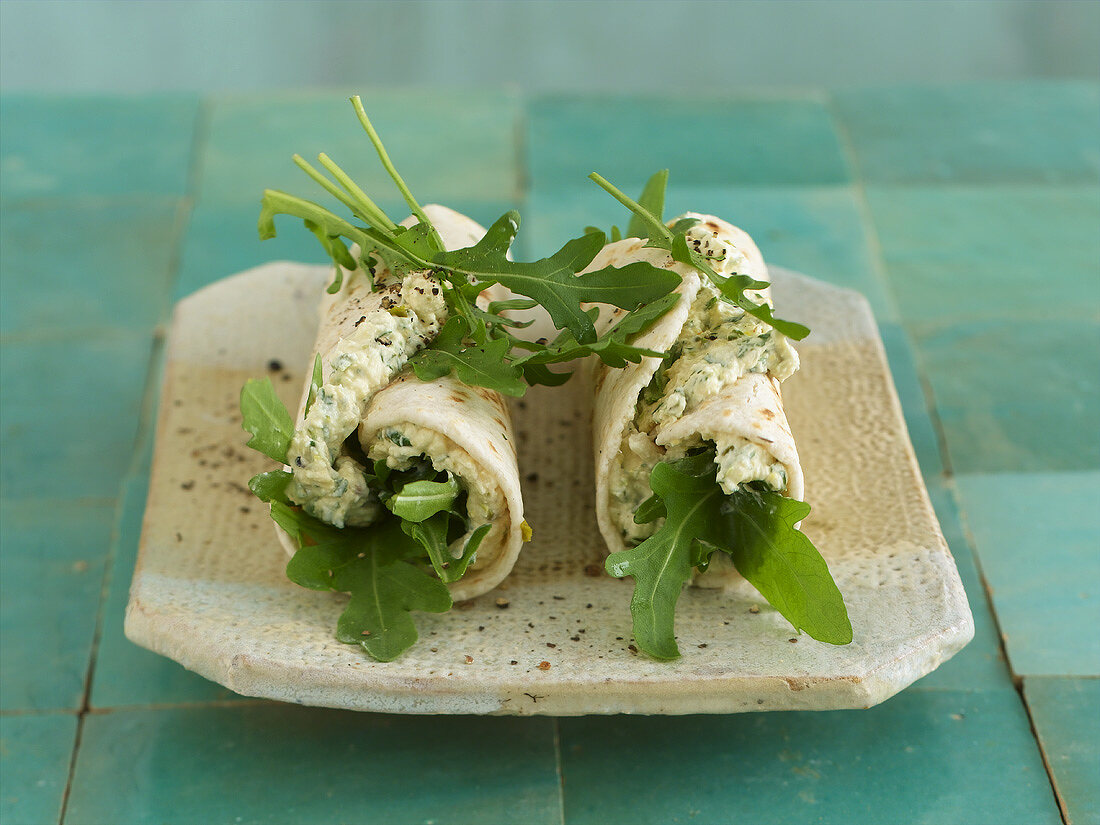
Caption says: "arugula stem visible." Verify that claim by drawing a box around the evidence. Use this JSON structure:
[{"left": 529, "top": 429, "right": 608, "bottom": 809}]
[
  {"left": 350, "top": 95, "right": 444, "bottom": 252},
  {"left": 317, "top": 153, "right": 398, "bottom": 233},
  {"left": 588, "top": 173, "right": 672, "bottom": 242},
  {"left": 290, "top": 155, "right": 379, "bottom": 227}
]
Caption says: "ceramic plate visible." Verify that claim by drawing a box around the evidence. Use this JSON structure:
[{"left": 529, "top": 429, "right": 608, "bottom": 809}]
[{"left": 125, "top": 263, "right": 973, "bottom": 715}]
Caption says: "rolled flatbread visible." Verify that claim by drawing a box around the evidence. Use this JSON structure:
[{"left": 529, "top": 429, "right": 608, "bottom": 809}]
[
  {"left": 275, "top": 205, "right": 525, "bottom": 600},
  {"left": 588, "top": 213, "right": 802, "bottom": 586}
]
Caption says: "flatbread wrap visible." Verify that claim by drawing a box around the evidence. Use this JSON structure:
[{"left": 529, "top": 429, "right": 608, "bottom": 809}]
[
  {"left": 581, "top": 200, "right": 850, "bottom": 658},
  {"left": 272, "top": 205, "right": 526, "bottom": 602}
]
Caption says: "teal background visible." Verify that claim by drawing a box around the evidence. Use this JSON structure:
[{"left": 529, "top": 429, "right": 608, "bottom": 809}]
[
  {"left": 2, "top": 2, "right": 1099, "bottom": 824},
  {"left": 1, "top": 0, "right": 1099, "bottom": 92}
]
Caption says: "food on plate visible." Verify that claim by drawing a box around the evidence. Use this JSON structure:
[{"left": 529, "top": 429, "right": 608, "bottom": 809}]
[
  {"left": 585, "top": 171, "right": 852, "bottom": 659},
  {"left": 238, "top": 97, "right": 682, "bottom": 661}
]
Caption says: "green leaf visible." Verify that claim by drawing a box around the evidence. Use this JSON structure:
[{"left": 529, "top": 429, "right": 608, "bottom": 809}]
[
  {"left": 605, "top": 455, "right": 724, "bottom": 659},
  {"left": 436, "top": 213, "right": 680, "bottom": 344},
  {"left": 628, "top": 170, "right": 668, "bottom": 239},
  {"left": 385, "top": 474, "right": 461, "bottom": 522},
  {"left": 270, "top": 501, "right": 342, "bottom": 548},
  {"left": 248, "top": 470, "right": 292, "bottom": 504},
  {"left": 607, "top": 448, "right": 851, "bottom": 658},
  {"left": 409, "top": 316, "right": 527, "bottom": 397},
  {"left": 304, "top": 354, "right": 323, "bottom": 417},
  {"left": 240, "top": 377, "right": 295, "bottom": 463},
  {"left": 401, "top": 516, "right": 491, "bottom": 583},
  {"left": 722, "top": 489, "right": 853, "bottom": 645}
]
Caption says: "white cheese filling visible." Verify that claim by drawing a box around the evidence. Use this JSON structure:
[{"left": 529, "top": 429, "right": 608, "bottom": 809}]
[
  {"left": 368, "top": 423, "right": 505, "bottom": 569},
  {"left": 608, "top": 224, "right": 798, "bottom": 546},
  {"left": 287, "top": 272, "right": 447, "bottom": 527}
]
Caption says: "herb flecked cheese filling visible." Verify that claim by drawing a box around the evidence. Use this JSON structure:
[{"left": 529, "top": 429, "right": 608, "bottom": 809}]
[
  {"left": 287, "top": 272, "right": 447, "bottom": 527},
  {"left": 609, "top": 224, "right": 798, "bottom": 546},
  {"left": 368, "top": 423, "right": 505, "bottom": 570}
]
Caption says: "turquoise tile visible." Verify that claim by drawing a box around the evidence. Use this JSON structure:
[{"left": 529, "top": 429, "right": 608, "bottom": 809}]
[
  {"left": 1024, "top": 677, "right": 1100, "bottom": 825},
  {"left": 914, "top": 481, "right": 1012, "bottom": 691},
  {"left": 1, "top": 199, "right": 183, "bottom": 335},
  {"left": 834, "top": 83, "right": 1100, "bottom": 184},
  {"left": 0, "top": 95, "right": 199, "bottom": 200},
  {"left": 91, "top": 474, "right": 243, "bottom": 708},
  {"left": 559, "top": 690, "right": 1059, "bottom": 825},
  {"left": 956, "top": 473, "right": 1100, "bottom": 676},
  {"left": 866, "top": 186, "right": 1100, "bottom": 326},
  {"left": 66, "top": 706, "right": 561, "bottom": 825},
  {"left": 0, "top": 500, "right": 116, "bottom": 710},
  {"left": 528, "top": 94, "right": 851, "bottom": 192},
  {"left": 195, "top": 90, "right": 520, "bottom": 207},
  {"left": 877, "top": 323, "right": 945, "bottom": 479},
  {"left": 0, "top": 712, "right": 78, "bottom": 825},
  {"left": 0, "top": 332, "right": 153, "bottom": 500},
  {"left": 175, "top": 198, "right": 518, "bottom": 299},
  {"left": 912, "top": 319, "right": 1100, "bottom": 473},
  {"left": 525, "top": 184, "right": 895, "bottom": 319}
]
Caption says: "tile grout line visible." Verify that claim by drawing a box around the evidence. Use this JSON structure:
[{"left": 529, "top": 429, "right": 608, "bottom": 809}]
[
  {"left": 552, "top": 717, "right": 566, "bottom": 825},
  {"left": 824, "top": 91, "right": 955, "bottom": 479},
  {"left": 56, "top": 98, "right": 212, "bottom": 825},
  {"left": 950, "top": 484, "right": 1069, "bottom": 824}
]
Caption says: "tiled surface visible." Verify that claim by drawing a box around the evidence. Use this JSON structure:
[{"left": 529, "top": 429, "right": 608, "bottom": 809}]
[
  {"left": 528, "top": 93, "right": 851, "bottom": 192},
  {"left": 0, "top": 95, "right": 199, "bottom": 200},
  {"left": 0, "top": 713, "right": 78, "bottom": 825},
  {"left": 956, "top": 473, "right": 1100, "bottom": 676},
  {"left": 2, "top": 83, "right": 1097, "bottom": 823},
  {"left": 1024, "top": 677, "right": 1100, "bottom": 825},
  {"left": 559, "top": 690, "right": 1060, "bottom": 825},
  {"left": 66, "top": 707, "right": 561, "bottom": 825},
  {"left": 834, "top": 83, "right": 1100, "bottom": 184},
  {"left": 0, "top": 501, "right": 116, "bottom": 711},
  {"left": 1, "top": 199, "right": 185, "bottom": 335}
]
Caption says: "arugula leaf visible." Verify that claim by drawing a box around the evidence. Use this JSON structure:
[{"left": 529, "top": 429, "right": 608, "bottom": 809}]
[
  {"left": 436, "top": 214, "right": 680, "bottom": 344},
  {"left": 723, "top": 489, "right": 853, "bottom": 645},
  {"left": 240, "top": 378, "right": 294, "bottom": 463},
  {"left": 606, "top": 450, "right": 851, "bottom": 658},
  {"left": 284, "top": 519, "right": 452, "bottom": 662},
  {"left": 402, "top": 516, "right": 491, "bottom": 583},
  {"left": 590, "top": 171, "right": 811, "bottom": 342},
  {"left": 304, "top": 354, "right": 323, "bottom": 417},
  {"left": 628, "top": 169, "right": 669, "bottom": 239},
  {"left": 248, "top": 470, "right": 292, "bottom": 504},
  {"left": 408, "top": 316, "right": 527, "bottom": 397},
  {"left": 605, "top": 454, "right": 725, "bottom": 660},
  {"left": 384, "top": 474, "right": 461, "bottom": 522}
]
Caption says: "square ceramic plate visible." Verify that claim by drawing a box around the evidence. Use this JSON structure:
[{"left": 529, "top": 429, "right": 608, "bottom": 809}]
[{"left": 125, "top": 263, "right": 973, "bottom": 715}]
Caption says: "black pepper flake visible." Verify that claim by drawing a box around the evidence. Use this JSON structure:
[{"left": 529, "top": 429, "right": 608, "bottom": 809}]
[
  {"left": 510, "top": 660, "right": 518, "bottom": 665},
  {"left": 295, "top": 457, "right": 304, "bottom": 467},
  {"left": 628, "top": 644, "right": 638, "bottom": 653},
  {"left": 546, "top": 643, "right": 556, "bottom": 648},
  {"left": 354, "top": 315, "right": 367, "bottom": 326},
  {"left": 180, "top": 481, "right": 195, "bottom": 491},
  {"left": 267, "top": 360, "right": 283, "bottom": 372},
  {"left": 526, "top": 472, "right": 539, "bottom": 483}
]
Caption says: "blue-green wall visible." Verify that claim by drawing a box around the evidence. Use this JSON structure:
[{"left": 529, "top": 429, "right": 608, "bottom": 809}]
[{"left": 2, "top": 0, "right": 1098, "bottom": 92}]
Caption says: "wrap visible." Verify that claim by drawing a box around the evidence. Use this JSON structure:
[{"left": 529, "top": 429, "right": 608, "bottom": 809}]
[
  {"left": 587, "top": 213, "right": 803, "bottom": 586},
  {"left": 275, "top": 204, "right": 525, "bottom": 601}
]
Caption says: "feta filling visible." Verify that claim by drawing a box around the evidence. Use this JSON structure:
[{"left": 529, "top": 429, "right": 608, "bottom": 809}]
[
  {"left": 368, "top": 423, "right": 505, "bottom": 569},
  {"left": 608, "top": 224, "right": 798, "bottom": 546},
  {"left": 288, "top": 272, "right": 447, "bottom": 527}
]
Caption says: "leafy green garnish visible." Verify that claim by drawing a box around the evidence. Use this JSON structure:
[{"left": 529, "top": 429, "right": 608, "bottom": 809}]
[
  {"left": 285, "top": 519, "right": 452, "bottom": 662},
  {"left": 240, "top": 378, "right": 294, "bottom": 462},
  {"left": 258, "top": 96, "right": 687, "bottom": 395},
  {"left": 408, "top": 316, "right": 526, "bottom": 397},
  {"left": 590, "top": 170, "right": 810, "bottom": 341},
  {"left": 384, "top": 474, "right": 461, "bottom": 522},
  {"left": 241, "top": 382, "right": 493, "bottom": 661},
  {"left": 606, "top": 449, "right": 851, "bottom": 659}
]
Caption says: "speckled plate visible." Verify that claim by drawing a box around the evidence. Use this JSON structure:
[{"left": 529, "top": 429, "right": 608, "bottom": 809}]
[{"left": 125, "top": 262, "right": 973, "bottom": 715}]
